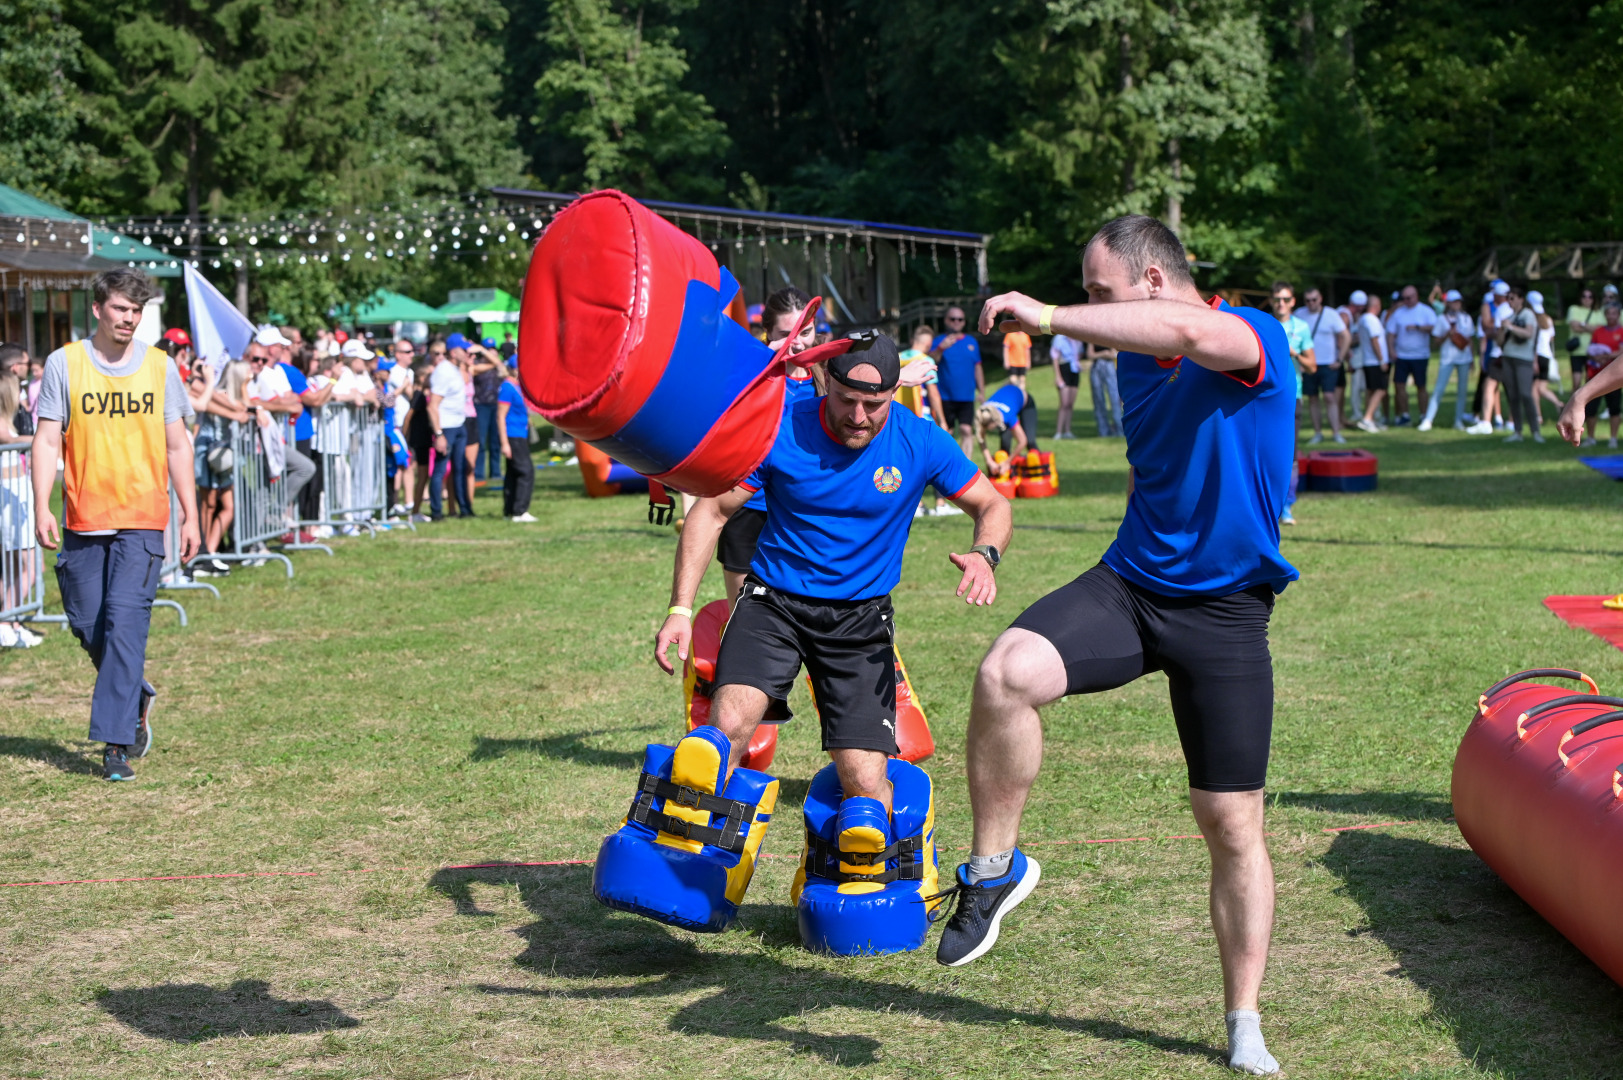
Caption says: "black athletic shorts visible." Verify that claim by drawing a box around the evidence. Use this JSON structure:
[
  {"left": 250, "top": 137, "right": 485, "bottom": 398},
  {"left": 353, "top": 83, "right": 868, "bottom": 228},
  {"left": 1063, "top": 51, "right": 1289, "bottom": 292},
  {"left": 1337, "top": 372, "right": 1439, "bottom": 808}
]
[
  {"left": 1010, "top": 562, "right": 1276, "bottom": 792},
  {"left": 999, "top": 396, "right": 1040, "bottom": 454},
  {"left": 1059, "top": 364, "right": 1081, "bottom": 388},
  {"left": 941, "top": 399, "right": 976, "bottom": 429},
  {"left": 1304, "top": 366, "right": 1341, "bottom": 396},
  {"left": 718, "top": 507, "right": 768, "bottom": 574},
  {"left": 1361, "top": 365, "right": 1390, "bottom": 392},
  {"left": 714, "top": 577, "right": 899, "bottom": 755},
  {"left": 1586, "top": 389, "right": 1623, "bottom": 419},
  {"left": 1393, "top": 358, "right": 1429, "bottom": 391}
]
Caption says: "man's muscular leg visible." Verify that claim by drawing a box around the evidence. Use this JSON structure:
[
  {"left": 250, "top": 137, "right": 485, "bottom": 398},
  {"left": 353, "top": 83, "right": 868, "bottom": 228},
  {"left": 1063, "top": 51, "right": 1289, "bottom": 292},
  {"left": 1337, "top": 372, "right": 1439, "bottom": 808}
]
[
  {"left": 711, "top": 683, "right": 771, "bottom": 774},
  {"left": 1190, "top": 788, "right": 1274, "bottom": 1012},
  {"left": 966, "top": 628, "right": 1068, "bottom": 857},
  {"left": 830, "top": 747, "right": 893, "bottom": 815}
]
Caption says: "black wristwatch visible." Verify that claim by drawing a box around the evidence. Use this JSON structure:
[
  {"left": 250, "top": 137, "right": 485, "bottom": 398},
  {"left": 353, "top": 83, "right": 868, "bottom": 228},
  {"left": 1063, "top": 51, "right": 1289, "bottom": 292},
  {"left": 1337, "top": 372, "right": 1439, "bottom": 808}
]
[{"left": 970, "top": 544, "right": 1001, "bottom": 571}]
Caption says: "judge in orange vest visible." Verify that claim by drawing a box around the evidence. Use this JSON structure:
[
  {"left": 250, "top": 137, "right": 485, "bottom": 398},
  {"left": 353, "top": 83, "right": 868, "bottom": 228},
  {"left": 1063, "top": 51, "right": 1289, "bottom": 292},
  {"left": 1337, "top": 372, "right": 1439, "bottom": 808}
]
[{"left": 31, "top": 269, "right": 200, "bottom": 781}]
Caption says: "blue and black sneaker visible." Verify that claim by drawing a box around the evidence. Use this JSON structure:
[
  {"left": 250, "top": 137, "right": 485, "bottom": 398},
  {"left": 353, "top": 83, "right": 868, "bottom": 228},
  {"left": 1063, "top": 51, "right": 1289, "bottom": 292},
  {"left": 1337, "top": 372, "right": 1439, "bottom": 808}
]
[
  {"left": 102, "top": 744, "right": 134, "bottom": 781},
  {"left": 933, "top": 849, "right": 1041, "bottom": 967},
  {"left": 131, "top": 681, "right": 156, "bottom": 759}
]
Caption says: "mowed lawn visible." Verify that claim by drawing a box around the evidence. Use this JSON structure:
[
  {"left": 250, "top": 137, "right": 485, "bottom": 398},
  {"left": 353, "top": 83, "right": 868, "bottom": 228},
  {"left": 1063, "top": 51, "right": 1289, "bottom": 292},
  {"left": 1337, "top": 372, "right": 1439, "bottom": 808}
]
[{"left": 4, "top": 373, "right": 1623, "bottom": 1079}]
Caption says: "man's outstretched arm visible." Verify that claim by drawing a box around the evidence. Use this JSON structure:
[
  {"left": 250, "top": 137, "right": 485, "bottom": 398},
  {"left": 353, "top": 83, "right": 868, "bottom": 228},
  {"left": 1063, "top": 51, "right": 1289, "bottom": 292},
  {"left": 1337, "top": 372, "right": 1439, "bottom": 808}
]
[
  {"left": 979, "top": 291, "right": 1262, "bottom": 374},
  {"left": 654, "top": 486, "right": 752, "bottom": 673},
  {"left": 947, "top": 474, "right": 1012, "bottom": 607}
]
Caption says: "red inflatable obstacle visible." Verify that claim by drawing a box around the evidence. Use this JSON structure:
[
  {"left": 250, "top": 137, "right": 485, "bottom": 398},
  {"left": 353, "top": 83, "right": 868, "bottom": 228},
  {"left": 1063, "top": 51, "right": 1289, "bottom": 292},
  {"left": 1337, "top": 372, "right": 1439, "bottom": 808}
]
[
  {"left": 576, "top": 441, "right": 649, "bottom": 498},
  {"left": 520, "top": 190, "right": 822, "bottom": 497},
  {"left": 1015, "top": 450, "right": 1058, "bottom": 498},
  {"left": 1305, "top": 448, "right": 1377, "bottom": 492},
  {"left": 683, "top": 599, "right": 777, "bottom": 771},
  {"left": 1453, "top": 668, "right": 1623, "bottom": 986},
  {"left": 1544, "top": 595, "right": 1623, "bottom": 654}
]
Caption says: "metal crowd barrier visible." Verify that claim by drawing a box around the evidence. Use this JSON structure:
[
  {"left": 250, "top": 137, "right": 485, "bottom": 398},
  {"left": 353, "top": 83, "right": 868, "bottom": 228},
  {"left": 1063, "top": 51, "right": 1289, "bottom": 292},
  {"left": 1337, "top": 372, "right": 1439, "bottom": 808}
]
[
  {"left": 209, "top": 419, "right": 319, "bottom": 577},
  {"left": 0, "top": 440, "right": 46, "bottom": 628},
  {"left": 154, "top": 486, "right": 217, "bottom": 625},
  {"left": 302, "top": 402, "right": 412, "bottom": 535}
]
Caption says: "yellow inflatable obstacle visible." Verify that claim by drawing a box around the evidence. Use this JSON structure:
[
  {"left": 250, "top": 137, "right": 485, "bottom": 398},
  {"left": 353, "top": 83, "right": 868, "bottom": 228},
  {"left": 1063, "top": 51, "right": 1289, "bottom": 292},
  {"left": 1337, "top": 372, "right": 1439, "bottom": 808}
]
[
  {"left": 593, "top": 726, "right": 778, "bottom": 932},
  {"left": 791, "top": 758, "right": 940, "bottom": 954}
]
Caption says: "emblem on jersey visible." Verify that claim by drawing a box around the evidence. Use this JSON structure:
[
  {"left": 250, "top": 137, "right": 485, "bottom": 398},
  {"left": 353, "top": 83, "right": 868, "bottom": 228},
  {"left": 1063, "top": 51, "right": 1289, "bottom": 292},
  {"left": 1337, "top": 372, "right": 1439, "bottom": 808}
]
[{"left": 872, "top": 466, "right": 903, "bottom": 493}]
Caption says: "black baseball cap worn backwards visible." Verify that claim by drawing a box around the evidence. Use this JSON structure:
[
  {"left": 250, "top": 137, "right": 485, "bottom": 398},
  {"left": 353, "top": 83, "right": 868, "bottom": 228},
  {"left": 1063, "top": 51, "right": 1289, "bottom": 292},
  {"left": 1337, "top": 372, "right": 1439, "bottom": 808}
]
[{"left": 827, "top": 330, "right": 901, "bottom": 393}]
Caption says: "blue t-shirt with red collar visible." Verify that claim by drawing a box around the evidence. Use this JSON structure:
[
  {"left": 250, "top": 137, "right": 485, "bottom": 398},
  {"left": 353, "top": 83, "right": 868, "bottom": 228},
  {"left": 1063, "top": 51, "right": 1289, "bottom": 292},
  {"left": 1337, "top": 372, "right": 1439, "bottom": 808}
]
[
  {"left": 741, "top": 396, "right": 980, "bottom": 600},
  {"left": 1103, "top": 296, "right": 1299, "bottom": 597},
  {"left": 743, "top": 371, "right": 820, "bottom": 513},
  {"left": 932, "top": 333, "right": 981, "bottom": 401}
]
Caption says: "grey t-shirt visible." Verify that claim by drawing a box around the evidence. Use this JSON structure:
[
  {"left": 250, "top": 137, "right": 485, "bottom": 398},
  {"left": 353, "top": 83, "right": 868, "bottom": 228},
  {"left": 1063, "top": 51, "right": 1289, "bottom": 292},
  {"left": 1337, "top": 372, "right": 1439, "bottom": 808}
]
[
  {"left": 35, "top": 340, "right": 193, "bottom": 430},
  {"left": 1500, "top": 309, "right": 1539, "bottom": 362}
]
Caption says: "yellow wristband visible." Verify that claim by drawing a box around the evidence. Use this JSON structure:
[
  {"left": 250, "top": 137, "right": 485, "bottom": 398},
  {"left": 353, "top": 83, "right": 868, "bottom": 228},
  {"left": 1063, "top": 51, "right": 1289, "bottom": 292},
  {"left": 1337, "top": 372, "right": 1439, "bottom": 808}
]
[
  {"left": 667, "top": 605, "right": 693, "bottom": 619},
  {"left": 1039, "top": 304, "right": 1057, "bottom": 335}
]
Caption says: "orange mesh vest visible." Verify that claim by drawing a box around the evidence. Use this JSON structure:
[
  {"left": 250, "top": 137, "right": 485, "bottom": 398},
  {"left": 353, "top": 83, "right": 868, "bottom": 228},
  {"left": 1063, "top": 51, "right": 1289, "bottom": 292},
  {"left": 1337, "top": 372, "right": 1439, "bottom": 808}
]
[{"left": 62, "top": 340, "right": 170, "bottom": 532}]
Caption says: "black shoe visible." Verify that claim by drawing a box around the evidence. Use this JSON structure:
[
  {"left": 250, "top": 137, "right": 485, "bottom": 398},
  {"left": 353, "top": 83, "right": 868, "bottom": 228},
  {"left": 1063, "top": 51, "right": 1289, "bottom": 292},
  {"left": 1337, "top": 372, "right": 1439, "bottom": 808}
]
[
  {"left": 459, "top": 509, "right": 477, "bottom": 518},
  {"left": 934, "top": 849, "right": 1041, "bottom": 967},
  {"left": 103, "top": 744, "right": 134, "bottom": 781},
  {"left": 132, "top": 684, "right": 155, "bottom": 758},
  {"left": 430, "top": 513, "right": 445, "bottom": 522}
]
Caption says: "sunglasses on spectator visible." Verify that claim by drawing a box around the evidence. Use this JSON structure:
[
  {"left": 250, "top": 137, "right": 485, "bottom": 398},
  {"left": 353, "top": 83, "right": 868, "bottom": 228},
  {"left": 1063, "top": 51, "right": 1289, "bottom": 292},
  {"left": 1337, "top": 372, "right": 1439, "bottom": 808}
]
[{"left": 945, "top": 316, "right": 965, "bottom": 323}]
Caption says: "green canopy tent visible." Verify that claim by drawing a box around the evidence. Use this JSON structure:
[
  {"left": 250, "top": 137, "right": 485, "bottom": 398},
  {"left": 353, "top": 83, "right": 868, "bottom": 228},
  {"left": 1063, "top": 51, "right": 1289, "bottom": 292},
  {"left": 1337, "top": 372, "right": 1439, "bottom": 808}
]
[
  {"left": 438, "top": 287, "right": 520, "bottom": 347},
  {"left": 331, "top": 289, "right": 449, "bottom": 344}
]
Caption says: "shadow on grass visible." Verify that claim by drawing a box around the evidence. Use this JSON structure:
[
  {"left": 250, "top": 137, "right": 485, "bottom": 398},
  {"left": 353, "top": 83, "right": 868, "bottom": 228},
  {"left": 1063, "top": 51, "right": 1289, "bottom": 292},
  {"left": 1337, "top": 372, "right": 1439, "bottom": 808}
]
[
  {"left": 0, "top": 735, "right": 99, "bottom": 775},
  {"left": 97, "top": 979, "right": 359, "bottom": 1041},
  {"left": 470, "top": 731, "right": 646, "bottom": 770},
  {"left": 1322, "top": 831, "right": 1623, "bottom": 1075},
  {"left": 1272, "top": 790, "right": 1453, "bottom": 821},
  {"left": 429, "top": 862, "right": 1222, "bottom": 1068}
]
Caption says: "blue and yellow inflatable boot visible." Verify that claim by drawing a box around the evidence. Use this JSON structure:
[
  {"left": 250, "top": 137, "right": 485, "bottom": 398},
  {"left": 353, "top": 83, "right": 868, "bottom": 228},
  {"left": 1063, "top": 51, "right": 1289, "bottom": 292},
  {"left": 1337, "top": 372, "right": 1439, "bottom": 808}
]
[
  {"left": 593, "top": 726, "right": 778, "bottom": 933},
  {"left": 792, "top": 759, "right": 941, "bottom": 955}
]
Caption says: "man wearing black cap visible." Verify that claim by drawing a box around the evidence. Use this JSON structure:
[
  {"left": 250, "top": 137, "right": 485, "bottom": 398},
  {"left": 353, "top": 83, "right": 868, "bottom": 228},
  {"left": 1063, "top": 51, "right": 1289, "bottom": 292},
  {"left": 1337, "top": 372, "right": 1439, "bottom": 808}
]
[{"left": 655, "top": 332, "right": 1011, "bottom": 809}]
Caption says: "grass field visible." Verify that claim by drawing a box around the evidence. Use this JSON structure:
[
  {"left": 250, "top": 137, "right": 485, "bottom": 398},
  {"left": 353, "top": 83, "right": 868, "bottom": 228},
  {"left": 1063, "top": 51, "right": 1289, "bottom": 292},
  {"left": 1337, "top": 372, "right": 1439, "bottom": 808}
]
[{"left": 4, "top": 373, "right": 1623, "bottom": 1079}]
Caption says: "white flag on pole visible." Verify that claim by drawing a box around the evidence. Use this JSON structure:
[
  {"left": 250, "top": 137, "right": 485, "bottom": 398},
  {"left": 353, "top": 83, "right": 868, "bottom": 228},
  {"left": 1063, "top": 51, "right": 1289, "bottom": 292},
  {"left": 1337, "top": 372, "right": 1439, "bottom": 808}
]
[{"left": 183, "top": 262, "right": 255, "bottom": 377}]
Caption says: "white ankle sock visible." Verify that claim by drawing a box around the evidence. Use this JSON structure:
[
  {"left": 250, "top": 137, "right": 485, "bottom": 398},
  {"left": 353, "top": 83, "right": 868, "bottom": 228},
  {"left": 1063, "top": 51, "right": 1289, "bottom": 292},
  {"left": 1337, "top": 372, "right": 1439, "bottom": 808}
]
[
  {"left": 1225, "top": 1010, "right": 1279, "bottom": 1075},
  {"left": 966, "top": 849, "right": 1014, "bottom": 884}
]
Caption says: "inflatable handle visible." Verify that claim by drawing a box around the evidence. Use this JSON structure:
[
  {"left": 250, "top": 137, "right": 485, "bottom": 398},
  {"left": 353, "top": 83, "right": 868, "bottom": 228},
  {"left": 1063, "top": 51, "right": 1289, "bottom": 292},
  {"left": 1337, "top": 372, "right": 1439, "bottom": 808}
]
[
  {"left": 1514, "top": 694, "right": 1623, "bottom": 740},
  {"left": 1481, "top": 668, "right": 1598, "bottom": 716},
  {"left": 1614, "top": 762, "right": 1623, "bottom": 800},
  {"left": 1557, "top": 710, "right": 1623, "bottom": 766}
]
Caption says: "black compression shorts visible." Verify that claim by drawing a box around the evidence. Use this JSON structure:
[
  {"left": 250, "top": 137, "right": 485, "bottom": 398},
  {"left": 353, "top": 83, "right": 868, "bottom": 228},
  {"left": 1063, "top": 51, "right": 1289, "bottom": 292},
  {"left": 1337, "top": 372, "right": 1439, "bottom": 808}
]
[
  {"left": 941, "top": 399, "right": 977, "bottom": 429},
  {"left": 1010, "top": 562, "right": 1276, "bottom": 791},
  {"left": 713, "top": 577, "right": 899, "bottom": 755},
  {"left": 717, "top": 507, "right": 768, "bottom": 575}
]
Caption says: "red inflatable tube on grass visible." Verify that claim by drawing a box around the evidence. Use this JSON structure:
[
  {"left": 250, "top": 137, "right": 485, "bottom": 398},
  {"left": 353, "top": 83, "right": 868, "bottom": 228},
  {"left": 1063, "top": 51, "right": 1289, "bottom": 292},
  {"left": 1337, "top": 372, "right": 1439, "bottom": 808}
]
[
  {"left": 1453, "top": 668, "right": 1623, "bottom": 986},
  {"left": 1305, "top": 449, "right": 1377, "bottom": 492}
]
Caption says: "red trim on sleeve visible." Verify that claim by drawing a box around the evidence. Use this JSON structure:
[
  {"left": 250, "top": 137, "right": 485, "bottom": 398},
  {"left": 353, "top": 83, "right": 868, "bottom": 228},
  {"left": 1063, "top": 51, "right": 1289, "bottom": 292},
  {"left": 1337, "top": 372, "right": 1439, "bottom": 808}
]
[
  {"left": 1207, "top": 296, "right": 1266, "bottom": 388},
  {"left": 946, "top": 474, "right": 979, "bottom": 501},
  {"left": 737, "top": 481, "right": 760, "bottom": 494}
]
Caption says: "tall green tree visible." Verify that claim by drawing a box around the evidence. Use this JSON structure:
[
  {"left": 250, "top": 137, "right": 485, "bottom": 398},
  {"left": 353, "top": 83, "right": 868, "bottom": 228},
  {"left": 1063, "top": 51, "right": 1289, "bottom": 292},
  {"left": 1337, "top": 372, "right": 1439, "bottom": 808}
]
[
  {"left": 0, "top": 0, "right": 93, "bottom": 201},
  {"left": 530, "top": 0, "right": 730, "bottom": 199}
]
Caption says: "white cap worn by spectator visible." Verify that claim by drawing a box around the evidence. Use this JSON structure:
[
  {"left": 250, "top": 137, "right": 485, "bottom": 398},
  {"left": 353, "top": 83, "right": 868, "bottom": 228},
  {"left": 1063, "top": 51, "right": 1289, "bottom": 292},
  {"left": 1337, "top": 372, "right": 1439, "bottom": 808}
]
[
  {"left": 340, "top": 339, "right": 374, "bottom": 361},
  {"left": 255, "top": 325, "right": 292, "bottom": 348},
  {"left": 1348, "top": 289, "right": 1369, "bottom": 306},
  {"left": 1445, "top": 289, "right": 1463, "bottom": 302},
  {"left": 1492, "top": 281, "right": 1511, "bottom": 297},
  {"left": 1527, "top": 290, "right": 1546, "bottom": 315}
]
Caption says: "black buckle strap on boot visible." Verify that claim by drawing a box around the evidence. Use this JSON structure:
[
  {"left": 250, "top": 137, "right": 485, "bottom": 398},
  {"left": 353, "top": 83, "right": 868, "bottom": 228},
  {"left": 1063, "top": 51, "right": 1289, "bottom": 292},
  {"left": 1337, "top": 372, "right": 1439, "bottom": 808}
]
[
  {"left": 805, "top": 830, "right": 923, "bottom": 885},
  {"left": 628, "top": 772, "right": 758, "bottom": 855}
]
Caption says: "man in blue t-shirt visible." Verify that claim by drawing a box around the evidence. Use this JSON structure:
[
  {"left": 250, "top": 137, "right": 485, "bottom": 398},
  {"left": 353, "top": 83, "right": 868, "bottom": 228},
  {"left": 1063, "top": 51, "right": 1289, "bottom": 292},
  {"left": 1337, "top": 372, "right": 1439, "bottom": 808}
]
[
  {"left": 497, "top": 360, "right": 535, "bottom": 522},
  {"left": 655, "top": 334, "right": 1010, "bottom": 815},
  {"left": 935, "top": 215, "right": 1296, "bottom": 1078},
  {"left": 929, "top": 306, "right": 984, "bottom": 456}
]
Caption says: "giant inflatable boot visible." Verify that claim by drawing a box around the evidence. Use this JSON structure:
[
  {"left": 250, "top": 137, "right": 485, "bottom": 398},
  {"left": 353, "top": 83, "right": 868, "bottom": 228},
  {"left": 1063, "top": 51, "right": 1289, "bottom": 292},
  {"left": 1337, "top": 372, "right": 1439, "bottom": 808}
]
[
  {"left": 1454, "top": 668, "right": 1623, "bottom": 986},
  {"left": 792, "top": 759, "right": 941, "bottom": 955},
  {"left": 593, "top": 726, "right": 778, "bottom": 932},
  {"left": 684, "top": 599, "right": 778, "bottom": 771}
]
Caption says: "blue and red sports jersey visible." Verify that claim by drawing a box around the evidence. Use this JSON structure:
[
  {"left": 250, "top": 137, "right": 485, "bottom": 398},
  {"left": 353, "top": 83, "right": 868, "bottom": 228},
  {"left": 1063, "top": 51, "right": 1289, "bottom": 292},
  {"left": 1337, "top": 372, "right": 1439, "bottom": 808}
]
[
  {"left": 741, "top": 397, "right": 979, "bottom": 600},
  {"left": 1102, "top": 296, "right": 1299, "bottom": 597}
]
